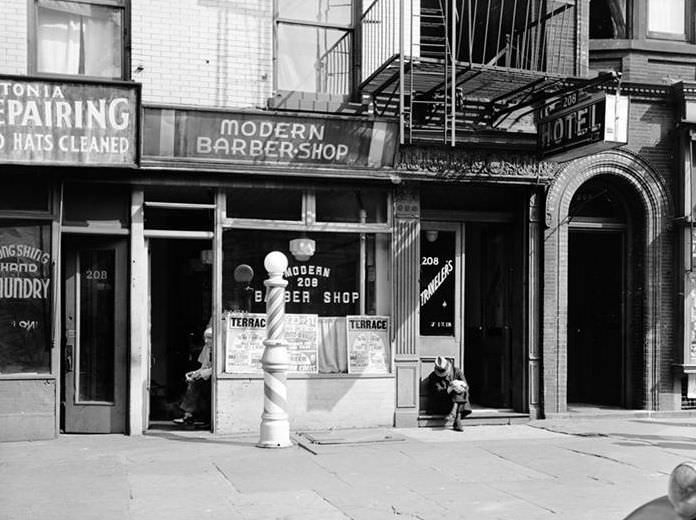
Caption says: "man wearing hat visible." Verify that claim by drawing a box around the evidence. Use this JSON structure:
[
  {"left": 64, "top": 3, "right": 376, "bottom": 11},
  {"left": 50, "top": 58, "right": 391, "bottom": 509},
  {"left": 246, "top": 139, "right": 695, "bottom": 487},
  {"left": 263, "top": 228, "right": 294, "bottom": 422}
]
[{"left": 429, "top": 355, "right": 472, "bottom": 431}]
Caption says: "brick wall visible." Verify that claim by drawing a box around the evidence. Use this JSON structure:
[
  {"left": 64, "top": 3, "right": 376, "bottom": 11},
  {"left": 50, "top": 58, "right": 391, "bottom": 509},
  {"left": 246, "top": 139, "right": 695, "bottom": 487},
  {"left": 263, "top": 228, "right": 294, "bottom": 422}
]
[
  {"left": 0, "top": 0, "right": 28, "bottom": 75},
  {"left": 131, "top": 0, "right": 273, "bottom": 108}
]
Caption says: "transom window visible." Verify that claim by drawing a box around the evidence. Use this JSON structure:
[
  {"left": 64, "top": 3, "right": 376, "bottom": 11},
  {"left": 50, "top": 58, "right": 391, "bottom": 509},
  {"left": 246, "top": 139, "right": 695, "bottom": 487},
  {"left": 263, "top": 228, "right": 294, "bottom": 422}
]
[{"left": 33, "top": 0, "right": 127, "bottom": 79}]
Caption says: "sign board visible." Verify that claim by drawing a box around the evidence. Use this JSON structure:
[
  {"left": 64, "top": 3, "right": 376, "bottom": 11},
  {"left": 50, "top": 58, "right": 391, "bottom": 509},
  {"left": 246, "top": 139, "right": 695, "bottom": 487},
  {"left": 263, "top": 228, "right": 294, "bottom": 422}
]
[
  {"left": 223, "top": 312, "right": 319, "bottom": 373},
  {"left": 224, "top": 312, "right": 266, "bottom": 373},
  {"left": 142, "top": 107, "right": 397, "bottom": 169},
  {"left": 538, "top": 93, "right": 629, "bottom": 162},
  {"left": 346, "top": 316, "right": 390, "bottom": 374},
  {"left": 0, "top": 76, "right": 138, "bottom": 166}
]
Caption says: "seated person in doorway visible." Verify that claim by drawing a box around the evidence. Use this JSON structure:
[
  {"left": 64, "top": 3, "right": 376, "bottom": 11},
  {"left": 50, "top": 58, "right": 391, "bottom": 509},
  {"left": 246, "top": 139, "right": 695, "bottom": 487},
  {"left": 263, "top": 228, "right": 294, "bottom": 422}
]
[
  {"left": 429, "top": 355, "right": 472, "bottom": 431},
  {"left": 173, "top": 321, "right": 213, "bottom": 427}
]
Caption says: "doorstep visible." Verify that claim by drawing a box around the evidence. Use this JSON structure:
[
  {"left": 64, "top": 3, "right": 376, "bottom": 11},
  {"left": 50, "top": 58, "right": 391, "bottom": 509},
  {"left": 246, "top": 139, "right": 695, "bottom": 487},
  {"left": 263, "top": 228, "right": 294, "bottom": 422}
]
[{"left": 418, "top": 408, "right": 529, "bottom": 428}]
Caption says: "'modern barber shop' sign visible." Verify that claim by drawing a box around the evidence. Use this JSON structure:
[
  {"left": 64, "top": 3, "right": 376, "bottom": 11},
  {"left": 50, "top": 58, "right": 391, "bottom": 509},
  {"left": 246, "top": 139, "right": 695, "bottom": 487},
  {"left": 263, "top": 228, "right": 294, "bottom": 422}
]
[
  {"left": 0, "top": 76, "right": 138, "bottom": 166},
  {"left": 142, "top": 107, "right": 397, "bottom": 169},
  {"left": 538, "top": 92, "right": 629, "bottom": 162}
]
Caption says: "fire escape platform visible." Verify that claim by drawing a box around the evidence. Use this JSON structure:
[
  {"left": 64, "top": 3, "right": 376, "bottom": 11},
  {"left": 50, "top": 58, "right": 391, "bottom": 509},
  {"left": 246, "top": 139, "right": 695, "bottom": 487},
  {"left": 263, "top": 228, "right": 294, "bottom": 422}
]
[{"left": 360, "top": 54, "right": 613, "bottom": 144}]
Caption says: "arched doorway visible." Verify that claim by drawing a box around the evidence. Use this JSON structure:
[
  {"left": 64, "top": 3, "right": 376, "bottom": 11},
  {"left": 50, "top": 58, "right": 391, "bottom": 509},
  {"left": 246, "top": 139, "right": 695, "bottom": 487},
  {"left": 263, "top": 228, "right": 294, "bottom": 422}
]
[
  {"left": 566, "top": 177, "right": 638, "bottom": 408},
  {"left": 542, "top": 150, "right": 671, "bottom": 415}
]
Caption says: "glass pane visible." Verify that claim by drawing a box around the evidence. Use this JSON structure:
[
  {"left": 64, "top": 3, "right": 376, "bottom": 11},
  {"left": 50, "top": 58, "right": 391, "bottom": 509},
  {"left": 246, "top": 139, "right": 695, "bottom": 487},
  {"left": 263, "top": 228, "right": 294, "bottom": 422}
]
[
  {"left": 277, "top": 24, "right": 351, "bottom": 94},
  {"left": 37, "top": 2, "right": 122, "bottom": 78},
  {"left": 223, "top": 229, "right": 366, "bottom": 316},
  {"left": 79, "top": 249, "right": 114, "bottom": 401},
  {"left": 226, "top": 187, "right": 302, "bottom": 220},
  {"left": 420, "top": 230, "right": 456, "bottom": 336},
  {"left": 0, "top": 176, "right": 50, "bottom": 212},
  {"left": 278, "top": 0, "right": 352, "bottom": 25},
  {"left": 648, "top": 0, "right": 685, "bottom": 34},
  {"left": 315, "top": 188, "right": 388, "bottom": 223},
  {"left": 0, "top": 223, "right": 52, "bottom": 374}
]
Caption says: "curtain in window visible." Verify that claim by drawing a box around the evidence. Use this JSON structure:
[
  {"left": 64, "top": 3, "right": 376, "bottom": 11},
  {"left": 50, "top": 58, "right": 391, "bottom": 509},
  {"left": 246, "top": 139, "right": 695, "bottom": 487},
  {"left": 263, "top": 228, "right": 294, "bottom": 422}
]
[
  {"left": 317, "top": 317, "right": 348, "bottom": 373},
  {"left": 37, "top": 0, "right": 122, "bottom": 78},
  {"left": 648, "top": 0, "right": 685, "bottom": 34}
]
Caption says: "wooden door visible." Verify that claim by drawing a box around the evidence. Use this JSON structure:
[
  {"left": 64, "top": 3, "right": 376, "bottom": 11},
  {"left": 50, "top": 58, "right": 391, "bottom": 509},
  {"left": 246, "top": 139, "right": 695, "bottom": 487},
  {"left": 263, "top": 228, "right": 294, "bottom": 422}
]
[
  {"left": 62, "top": 237, "right": 128, "bottom": 433},
  {"left": 464, "top": 223, "right": 513, "bottom": 408}
]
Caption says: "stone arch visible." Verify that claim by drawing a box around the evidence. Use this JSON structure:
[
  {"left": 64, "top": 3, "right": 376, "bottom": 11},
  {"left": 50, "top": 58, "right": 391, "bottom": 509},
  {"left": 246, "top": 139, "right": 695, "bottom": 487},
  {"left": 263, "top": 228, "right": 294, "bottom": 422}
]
[{"left": 542, "top": 149, "right": 672, "bottom": 415}]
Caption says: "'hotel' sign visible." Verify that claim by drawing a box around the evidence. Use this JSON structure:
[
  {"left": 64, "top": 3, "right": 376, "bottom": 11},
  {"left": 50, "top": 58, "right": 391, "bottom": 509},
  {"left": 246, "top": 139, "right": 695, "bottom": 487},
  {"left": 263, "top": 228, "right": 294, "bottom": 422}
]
[{"left": 538, "top": 93, "right": 629, "bottom": 162}]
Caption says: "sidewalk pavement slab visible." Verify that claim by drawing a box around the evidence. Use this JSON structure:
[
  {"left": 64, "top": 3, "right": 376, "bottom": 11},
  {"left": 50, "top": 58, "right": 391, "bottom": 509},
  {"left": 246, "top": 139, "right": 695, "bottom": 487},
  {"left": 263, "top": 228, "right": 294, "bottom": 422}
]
[{"left": 3, "top": 418, "right": 696, "bottom": 520}]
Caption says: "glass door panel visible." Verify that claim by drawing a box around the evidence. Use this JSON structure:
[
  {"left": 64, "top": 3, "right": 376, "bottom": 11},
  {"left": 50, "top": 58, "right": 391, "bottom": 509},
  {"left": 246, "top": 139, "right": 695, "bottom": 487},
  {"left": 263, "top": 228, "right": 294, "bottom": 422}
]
[{"left": 77, "top": 249, "right": 115, "bottom": 403}]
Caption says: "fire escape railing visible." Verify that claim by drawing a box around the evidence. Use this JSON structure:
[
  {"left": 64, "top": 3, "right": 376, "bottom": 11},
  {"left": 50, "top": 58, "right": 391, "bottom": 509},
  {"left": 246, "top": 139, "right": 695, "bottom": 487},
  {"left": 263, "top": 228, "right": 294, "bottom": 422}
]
[
  {"left": 317, "top": 31, "right": 352, "bottom": 95},
  {"left": 359, "top": 0, "right": 577, "bottom": 145}
]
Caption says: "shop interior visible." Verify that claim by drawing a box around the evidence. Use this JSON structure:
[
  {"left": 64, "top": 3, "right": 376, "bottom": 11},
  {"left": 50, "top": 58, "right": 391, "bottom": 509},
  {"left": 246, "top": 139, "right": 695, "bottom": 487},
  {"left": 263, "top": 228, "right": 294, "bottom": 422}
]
[{"left": 148, "top": 239, "right": 212, "bottom": 428}]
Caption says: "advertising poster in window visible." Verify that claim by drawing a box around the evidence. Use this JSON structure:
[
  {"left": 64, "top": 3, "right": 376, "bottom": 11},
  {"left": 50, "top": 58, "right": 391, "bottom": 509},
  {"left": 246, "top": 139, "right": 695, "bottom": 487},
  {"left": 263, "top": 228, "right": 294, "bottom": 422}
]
[
  {"left": 224, "top": 312, "right": 319, "bottom": 373},
  {"left": 285, "top": 314, "right": 319, "bottom": 373},
  {"left": 224, "top": 312, "right": 266, "bottom": 373},
  {"left": 346, "top": 316, "right": 389, "bottom": 374},
  {"left": 0, "top": 224, "right": 52, "bottom": 373},
  {"left": 419, "top": 231, "right": 456, "bottom": 336}
]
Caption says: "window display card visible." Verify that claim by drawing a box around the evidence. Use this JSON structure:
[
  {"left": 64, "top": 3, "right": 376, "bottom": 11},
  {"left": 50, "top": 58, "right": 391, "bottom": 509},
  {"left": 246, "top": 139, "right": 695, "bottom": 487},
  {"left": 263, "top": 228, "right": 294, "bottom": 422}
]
[{"left": 346, "top": 316, "right": 390, "bottom": 374}]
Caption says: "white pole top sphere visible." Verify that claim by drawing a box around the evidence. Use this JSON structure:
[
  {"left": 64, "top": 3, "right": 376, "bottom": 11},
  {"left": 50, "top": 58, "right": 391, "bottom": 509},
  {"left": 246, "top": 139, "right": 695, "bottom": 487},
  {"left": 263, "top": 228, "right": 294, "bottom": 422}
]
[{"left": 264, "top": 251, "right": 288, "bottom": 274}]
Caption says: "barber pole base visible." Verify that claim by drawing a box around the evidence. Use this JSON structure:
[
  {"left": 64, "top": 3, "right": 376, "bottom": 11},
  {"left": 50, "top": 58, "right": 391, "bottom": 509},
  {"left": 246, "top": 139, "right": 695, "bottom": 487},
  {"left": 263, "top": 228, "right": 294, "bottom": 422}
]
[{"left": 258, "top": 367, "right": 291, "bottom": 448}]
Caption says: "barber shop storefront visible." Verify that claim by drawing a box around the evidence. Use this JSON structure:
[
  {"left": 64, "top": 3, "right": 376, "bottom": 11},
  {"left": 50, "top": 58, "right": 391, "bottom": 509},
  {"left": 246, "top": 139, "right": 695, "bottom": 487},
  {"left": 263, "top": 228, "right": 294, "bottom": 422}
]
[{"left": 135, "top": 108, "right": 399, "bottom": 434}]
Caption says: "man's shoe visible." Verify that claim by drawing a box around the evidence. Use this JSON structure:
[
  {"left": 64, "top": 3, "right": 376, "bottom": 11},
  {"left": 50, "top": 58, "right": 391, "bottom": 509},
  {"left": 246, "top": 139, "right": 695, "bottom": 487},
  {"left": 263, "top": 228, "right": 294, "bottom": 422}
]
[
  {"left": 173, "top": 415, "right": 195, "bottom": 426},
  {"left": 453, "top": 420, "right": 464, "bottom": 432}
]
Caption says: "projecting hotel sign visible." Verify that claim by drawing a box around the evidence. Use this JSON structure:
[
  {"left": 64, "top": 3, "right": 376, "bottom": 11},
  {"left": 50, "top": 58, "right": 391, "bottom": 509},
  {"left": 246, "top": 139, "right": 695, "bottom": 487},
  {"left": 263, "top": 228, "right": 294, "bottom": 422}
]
[
  {"left": 0, "top": 76, "right": 139, "bottom": 166},
  {"left": 538, "top": 93, "right": 629, "bottom": 162},
  {"left": 143, "top": 107, "right": 397, "bottom": 169}
]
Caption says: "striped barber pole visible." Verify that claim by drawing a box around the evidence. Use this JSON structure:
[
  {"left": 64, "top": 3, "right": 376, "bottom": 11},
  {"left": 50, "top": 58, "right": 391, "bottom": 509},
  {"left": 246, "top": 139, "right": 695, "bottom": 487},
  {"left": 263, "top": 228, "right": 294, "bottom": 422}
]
[{"left": 258, "top": 251, "right": 292, "bottom": 448}]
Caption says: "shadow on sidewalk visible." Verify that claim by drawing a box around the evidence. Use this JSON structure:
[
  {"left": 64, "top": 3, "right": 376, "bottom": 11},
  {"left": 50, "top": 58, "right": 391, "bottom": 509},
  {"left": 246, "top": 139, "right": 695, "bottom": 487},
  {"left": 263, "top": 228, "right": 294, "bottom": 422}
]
[{"left": 145, "top": 430, "right": 262, "bottom": 447}]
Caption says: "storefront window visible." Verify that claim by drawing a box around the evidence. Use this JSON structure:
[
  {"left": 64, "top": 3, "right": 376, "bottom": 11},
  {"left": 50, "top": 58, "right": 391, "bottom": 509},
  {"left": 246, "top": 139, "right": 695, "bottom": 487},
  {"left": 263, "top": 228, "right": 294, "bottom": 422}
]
[
  {"left": 315, "top": 188, "right": 388, "bottom": 223},
  {"left": 0, "top": 175, "right": 51, "bottom": 213},
  {"left": 227, "top": 187, "right": 303, "bottom": 221},
  {"left": 222, "top": 228, "right": 390, "bottom": 374},
  {"left": 0, "top": 222, "right": 52, "bottom": 374}
]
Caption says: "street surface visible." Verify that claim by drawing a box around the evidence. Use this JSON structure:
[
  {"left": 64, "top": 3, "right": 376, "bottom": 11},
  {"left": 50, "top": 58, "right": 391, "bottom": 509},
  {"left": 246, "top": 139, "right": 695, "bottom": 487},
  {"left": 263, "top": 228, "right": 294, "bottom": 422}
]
[{"left": 2, "top": 416, "right": 695, "bottom": 519}]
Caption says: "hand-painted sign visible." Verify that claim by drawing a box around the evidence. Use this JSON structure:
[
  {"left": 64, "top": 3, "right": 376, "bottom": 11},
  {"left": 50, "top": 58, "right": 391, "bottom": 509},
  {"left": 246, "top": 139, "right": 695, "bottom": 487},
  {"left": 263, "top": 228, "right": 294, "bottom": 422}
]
[
  {"left": 251, "top": 262, "right": 360, "bottom": 316},
  {"left": 142, "top": 107, "right": 397, "bottom": 168},
  {"left": 346, "top": 316, "right": 390, "bottom": 374},
  {"left": 538, "top": 93, "right": 629, "bottom": 162},
  {"left": 223, "top": 312, "right": 319, "bottom": 373},
  {"left": 420, "top": 231, "right": 456, "bottom": 336},
  {"left": 0, "top": 224, "right": 52, "bottom": 373},
  {"left": 0, "top": 76, "right": 138, "bottom": 166}
]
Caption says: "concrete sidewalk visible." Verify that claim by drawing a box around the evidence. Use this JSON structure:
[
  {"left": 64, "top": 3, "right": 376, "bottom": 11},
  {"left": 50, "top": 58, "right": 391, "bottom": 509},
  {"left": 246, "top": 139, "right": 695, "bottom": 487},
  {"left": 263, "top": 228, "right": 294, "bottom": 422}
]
[{"left": 2, "top": 417, "right": 696, "bottom": 520}]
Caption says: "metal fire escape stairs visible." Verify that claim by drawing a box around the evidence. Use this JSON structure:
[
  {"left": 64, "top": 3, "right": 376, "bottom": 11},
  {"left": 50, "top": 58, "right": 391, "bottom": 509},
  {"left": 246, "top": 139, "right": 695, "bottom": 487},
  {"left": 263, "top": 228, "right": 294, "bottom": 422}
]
[{"left": 359, "top": 0, "right": 617, "bottom": 148}]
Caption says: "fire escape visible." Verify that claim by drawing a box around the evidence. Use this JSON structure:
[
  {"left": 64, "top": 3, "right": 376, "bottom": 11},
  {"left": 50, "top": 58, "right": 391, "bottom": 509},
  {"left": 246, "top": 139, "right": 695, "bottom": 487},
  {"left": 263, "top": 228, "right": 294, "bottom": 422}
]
[{"left": 358, "top": 0, "right": 614, "bottom": 146}]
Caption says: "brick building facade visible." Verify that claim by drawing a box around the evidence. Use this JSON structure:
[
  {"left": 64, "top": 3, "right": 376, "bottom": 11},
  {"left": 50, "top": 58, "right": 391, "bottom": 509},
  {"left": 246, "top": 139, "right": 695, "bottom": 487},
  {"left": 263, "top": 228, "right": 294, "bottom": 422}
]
[{"left": 1, "top": 0, "right": 695, "bottom": 441}]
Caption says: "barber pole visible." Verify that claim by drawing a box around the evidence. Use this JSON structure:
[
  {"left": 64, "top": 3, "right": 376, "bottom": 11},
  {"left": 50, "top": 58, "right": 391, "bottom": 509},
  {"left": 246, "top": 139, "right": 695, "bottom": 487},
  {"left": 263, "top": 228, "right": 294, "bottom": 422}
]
[{"left": 257, "top": 251, "right": 292, "bottom": 448}]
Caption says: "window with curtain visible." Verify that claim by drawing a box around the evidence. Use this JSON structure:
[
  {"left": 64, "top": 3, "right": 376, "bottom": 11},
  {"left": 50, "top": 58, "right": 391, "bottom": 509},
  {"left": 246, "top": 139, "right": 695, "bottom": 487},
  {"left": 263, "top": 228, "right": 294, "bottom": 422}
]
[
  {"left": 35, "top": 0, "right": 125, "bottom": 78},
  {"left": 275, "top": 0, "right": 353, "bottom": 95},
  {"left": 647, "top": 0, "right": 686, "bottom": 38}
]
